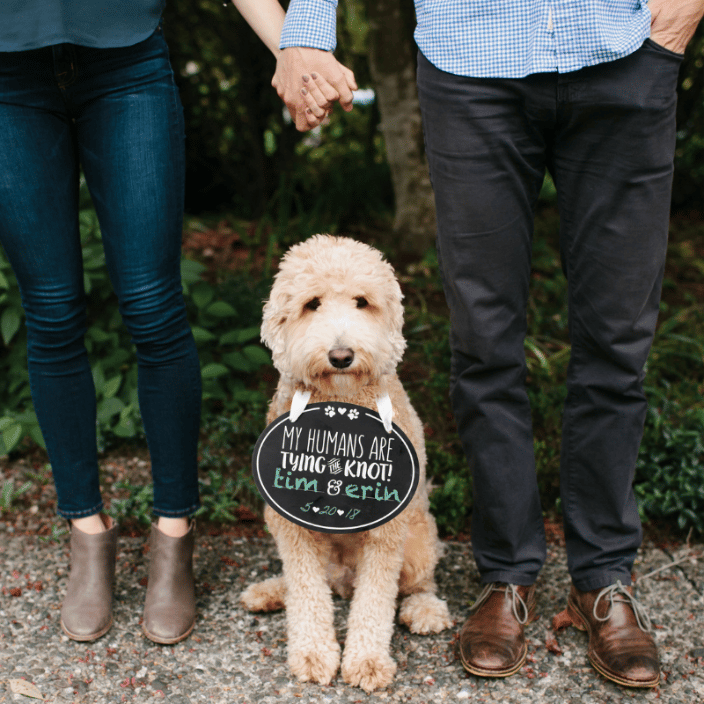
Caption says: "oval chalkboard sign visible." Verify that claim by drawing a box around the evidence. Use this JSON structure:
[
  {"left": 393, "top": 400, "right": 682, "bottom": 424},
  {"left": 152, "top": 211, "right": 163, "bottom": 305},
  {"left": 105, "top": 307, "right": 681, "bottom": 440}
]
[{"left": 252, "top": 402, "right": 420, "bottom": 533}]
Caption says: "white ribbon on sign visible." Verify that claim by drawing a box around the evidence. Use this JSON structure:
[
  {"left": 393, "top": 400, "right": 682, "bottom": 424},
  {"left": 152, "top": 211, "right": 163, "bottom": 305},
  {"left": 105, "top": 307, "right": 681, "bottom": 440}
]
[
  {"left": 376, "top": 393, "right": 393, "bottom": 433},
  {"left": 289, "top": 389, "right": 312, "bottom": 422},
  {"left": 289, "top": 388, "right": 393, "bottom": 432}
]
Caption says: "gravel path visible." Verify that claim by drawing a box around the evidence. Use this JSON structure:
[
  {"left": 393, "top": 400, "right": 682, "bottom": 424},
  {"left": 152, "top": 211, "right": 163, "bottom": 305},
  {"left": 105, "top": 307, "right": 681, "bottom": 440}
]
[{"left": 1, "top": 524, "right": 702, "bottom": 703}]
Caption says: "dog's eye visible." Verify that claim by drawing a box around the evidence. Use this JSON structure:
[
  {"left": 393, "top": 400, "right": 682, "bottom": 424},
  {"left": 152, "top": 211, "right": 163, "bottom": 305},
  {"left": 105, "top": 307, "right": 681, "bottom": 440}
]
[
  {"left": 355, "top": 297, "right": 369, "bottom": 309},
  {"left": 304, "top": 297, "right": 321, "bottom": 312}
]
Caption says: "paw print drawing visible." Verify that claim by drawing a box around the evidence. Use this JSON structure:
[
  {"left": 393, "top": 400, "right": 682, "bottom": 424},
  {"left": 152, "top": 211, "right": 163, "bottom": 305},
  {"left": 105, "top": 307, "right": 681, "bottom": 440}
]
[
  {"left": 324, "top": 406, "right": 336, "bottom": 417},
  {"left": 348, "top": 409, "right": 359, "bottom": 420}
]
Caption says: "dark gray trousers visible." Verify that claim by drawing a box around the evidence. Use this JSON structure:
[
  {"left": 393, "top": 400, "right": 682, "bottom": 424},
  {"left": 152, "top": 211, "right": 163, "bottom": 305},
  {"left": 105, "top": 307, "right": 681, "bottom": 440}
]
[{"left": 417, "top": 40, "right": 683, "bottom": 591}]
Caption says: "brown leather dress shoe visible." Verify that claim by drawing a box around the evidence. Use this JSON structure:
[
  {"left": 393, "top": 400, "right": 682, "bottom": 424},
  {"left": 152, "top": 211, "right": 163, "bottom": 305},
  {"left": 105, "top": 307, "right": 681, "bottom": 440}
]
[
  {"left": 560, "top": 581, "right": 660, "bottom": 688},
  {"left": 459, "top": 582, "right": 537, "bottom": 677}
]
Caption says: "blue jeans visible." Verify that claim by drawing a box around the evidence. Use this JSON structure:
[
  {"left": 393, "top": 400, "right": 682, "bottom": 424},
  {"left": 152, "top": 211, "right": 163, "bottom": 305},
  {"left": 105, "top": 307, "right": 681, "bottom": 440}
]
[
  {"left": 417, "top": 40, "right": 682, "bottom": 591},
  {"left": 0, "top": 28, "right": 201, "bottom": 519}
]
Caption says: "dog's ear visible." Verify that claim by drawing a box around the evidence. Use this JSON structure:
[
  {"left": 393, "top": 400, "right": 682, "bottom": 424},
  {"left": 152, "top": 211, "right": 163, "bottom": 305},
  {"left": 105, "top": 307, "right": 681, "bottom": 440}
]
[
  {"left": 261, "top": 288, "right": 289, "bottom": 359},
  {"left": 388, "top": 328, "right": 407, "bottom": 368},
  {"left": 386, "top": 279, "right": 407, "bottom": 366}
]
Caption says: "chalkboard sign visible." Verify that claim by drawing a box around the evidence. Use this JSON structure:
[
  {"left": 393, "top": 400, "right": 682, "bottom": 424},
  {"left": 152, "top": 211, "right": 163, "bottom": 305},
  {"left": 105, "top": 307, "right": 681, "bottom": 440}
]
[{"left": 252, "top": 402, "right": 420, "bottom": 533}]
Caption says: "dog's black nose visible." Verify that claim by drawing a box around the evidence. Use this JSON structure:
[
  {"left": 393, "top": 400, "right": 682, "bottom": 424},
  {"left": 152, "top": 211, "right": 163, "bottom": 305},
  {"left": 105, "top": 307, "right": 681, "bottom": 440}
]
[{"left": 328, "top": 348, "right": 354, "bottom": 369}]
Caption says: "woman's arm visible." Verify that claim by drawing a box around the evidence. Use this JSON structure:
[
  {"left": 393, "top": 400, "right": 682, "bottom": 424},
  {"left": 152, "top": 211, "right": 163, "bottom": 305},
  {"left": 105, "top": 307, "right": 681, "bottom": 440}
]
[{"left": 230, "top": 0, "right": 286, "bottom": 57}]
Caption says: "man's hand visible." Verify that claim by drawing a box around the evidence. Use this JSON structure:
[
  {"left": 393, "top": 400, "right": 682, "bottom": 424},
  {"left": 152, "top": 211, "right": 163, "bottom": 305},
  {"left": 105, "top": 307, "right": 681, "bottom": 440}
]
[
  {"left": 272, "top": 47, "right": 357, "bottom": 131},
  {"left": 649, "top": 0, "right": 704, "bottom": 54}
]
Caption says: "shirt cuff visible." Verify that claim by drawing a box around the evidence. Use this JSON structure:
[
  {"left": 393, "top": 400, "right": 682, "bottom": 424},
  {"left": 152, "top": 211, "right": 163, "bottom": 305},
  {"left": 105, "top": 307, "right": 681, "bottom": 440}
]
[{"left": 279, "top": 0, "right": 338, "bottom": 51}]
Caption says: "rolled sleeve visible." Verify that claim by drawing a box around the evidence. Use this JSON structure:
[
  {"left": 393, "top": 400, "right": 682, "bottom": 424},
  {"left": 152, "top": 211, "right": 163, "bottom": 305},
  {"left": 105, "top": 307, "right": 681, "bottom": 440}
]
[{"left": 279, "top": 0, "right": 338, "bottom": 51}]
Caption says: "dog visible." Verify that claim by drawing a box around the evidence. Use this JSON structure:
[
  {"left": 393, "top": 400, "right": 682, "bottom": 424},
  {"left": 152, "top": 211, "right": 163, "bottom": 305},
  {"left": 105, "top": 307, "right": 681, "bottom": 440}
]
[{"left": 240, "top": 235, "right": 451, "bottom": 692}]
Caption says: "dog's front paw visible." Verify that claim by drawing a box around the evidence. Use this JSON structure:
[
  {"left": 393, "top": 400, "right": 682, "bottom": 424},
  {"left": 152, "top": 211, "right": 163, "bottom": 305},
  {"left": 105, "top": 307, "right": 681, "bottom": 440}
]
[
  {"left": 289, "top": 640, "right": 341, "bottom": 685},
  {"left": 399, "top": 593, "right": 452, "bottom": 634},
  {"left": 342, "top": 650, "right": 397, "bottom": 693},
  {"left": 240, "top": 576, "right": 285, "bottom": 612}
]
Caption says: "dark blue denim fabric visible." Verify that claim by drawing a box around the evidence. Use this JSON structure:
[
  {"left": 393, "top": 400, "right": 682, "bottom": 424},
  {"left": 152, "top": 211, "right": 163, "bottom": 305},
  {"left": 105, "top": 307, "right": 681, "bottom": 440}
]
[
  {"left": 0, "top": 27, "right": 201, "bottom": 518},
  {"left": 417, "top": 40, "right": 682, "bottom": 592}
]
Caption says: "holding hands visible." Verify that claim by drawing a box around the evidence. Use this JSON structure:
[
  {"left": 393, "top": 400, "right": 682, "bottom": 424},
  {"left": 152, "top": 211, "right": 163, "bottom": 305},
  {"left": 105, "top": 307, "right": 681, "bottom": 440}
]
[
  {"left": 273, "top": 47, "right": 357, "bottom": 131},
  {"left": 231, "top": 0, "right": 356, "bottom": 133}
]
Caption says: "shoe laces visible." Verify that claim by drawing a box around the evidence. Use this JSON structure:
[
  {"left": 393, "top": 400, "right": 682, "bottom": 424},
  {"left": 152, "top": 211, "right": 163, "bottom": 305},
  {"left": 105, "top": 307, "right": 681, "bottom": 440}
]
[
  {"left": 472, "top": 583, "right": 530, "bottom": 625},
  {"left": 593, "top": 580, "right": 653, "bottom": 633}
]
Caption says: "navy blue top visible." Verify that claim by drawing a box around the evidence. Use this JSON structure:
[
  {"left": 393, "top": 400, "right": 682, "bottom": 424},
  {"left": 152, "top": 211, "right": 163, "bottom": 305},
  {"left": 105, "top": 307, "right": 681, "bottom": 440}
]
[{"left": 0, "top": 1, "right": 165, "bottom": 51}]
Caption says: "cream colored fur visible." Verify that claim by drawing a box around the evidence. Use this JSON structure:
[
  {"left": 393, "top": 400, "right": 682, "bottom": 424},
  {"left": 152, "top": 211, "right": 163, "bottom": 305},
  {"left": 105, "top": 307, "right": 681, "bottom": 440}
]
[{"left": 240, "top": 235, "right": 451, "bottom": 692}]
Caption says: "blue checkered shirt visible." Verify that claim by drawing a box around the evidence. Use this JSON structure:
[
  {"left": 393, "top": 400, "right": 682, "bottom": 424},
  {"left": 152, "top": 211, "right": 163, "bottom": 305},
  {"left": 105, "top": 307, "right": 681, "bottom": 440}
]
[{"left": 280, "top": 0, "right": 652, "bottom": 78}]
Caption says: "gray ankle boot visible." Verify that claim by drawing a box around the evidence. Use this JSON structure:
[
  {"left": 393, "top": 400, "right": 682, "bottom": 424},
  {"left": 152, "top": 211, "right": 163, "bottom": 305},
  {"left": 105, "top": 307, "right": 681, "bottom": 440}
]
[
  {"left": 142, "top": 522, "right": 196, "bottom": 644},
  {"left": 60, "top": 518, "right": 118, "bottom": 641}
]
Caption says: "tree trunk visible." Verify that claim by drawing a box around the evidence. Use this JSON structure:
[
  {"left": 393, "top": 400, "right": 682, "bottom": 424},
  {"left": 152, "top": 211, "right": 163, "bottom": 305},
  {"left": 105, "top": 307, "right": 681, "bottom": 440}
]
[{"left": 363, "top": 0, "right": 436, "bottom": 258}]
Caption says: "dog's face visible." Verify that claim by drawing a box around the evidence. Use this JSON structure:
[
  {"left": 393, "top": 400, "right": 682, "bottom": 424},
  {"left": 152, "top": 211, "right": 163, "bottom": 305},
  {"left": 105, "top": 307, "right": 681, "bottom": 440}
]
[{"left": 262, "top": 235, "right": 406, "bottom": 395}]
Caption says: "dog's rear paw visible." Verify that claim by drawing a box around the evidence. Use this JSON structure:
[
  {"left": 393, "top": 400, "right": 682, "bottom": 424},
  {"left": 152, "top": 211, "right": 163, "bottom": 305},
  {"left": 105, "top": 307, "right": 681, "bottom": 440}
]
[
  {"left": 342, "top": 650, "right": 397, "bottom": 693},
  {"left": 289, "top": 641, "right": 341, "bottom": 685},
  {"left": 399, "top": 593, "right": 452, "bottom": 634},
  {"left": 240, "top": 577, "right": 285, "bottom": 612}
]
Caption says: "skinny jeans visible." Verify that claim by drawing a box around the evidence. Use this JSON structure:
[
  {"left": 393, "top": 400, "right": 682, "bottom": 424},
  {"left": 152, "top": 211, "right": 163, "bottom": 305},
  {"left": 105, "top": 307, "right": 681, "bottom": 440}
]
[
  {"left": 0, "top": 27, "right": 201, "bottom": 518},
  {"left": 417, "top": 39, "right": 682, "bottom": 591}
]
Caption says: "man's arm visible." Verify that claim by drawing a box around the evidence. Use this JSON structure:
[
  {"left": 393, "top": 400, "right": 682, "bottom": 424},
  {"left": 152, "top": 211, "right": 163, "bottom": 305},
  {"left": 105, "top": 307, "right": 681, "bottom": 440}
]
[{"left": 649, "top": 0, "right": 704, "bottom": 54}]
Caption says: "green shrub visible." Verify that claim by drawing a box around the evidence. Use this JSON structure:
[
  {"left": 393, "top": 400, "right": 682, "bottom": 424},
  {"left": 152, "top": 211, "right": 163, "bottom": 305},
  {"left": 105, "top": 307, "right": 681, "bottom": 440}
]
[
  {"left": 427, "top": 441, "right": 472, "bottom": 536},
  {"left": 635, "top": 402, "right": 704, "bottom": 533},
  {"left": 181, "top": 259, "right": 271, "bottom": 410}
]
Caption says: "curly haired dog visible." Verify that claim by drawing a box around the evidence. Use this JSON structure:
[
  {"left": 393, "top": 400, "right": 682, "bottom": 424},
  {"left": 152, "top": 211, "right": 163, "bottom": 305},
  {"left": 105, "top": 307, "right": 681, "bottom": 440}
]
[{"left": 240, "top": 235, "right": 451, "bottom": 692}]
